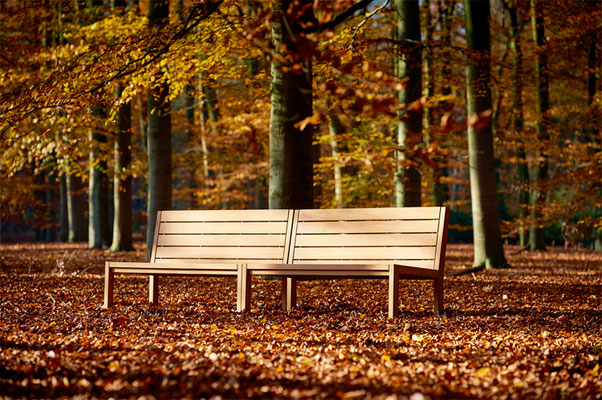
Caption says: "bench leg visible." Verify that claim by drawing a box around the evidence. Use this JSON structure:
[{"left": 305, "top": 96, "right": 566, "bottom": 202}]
[
  {"left": 237, "top": 266, "right": 251, "bottom": 312},
  {"left": 388, "top": 266, "right": 400, "bottom": 318},
  {"left": 281, "top": 278, "right": 297, "bottom": 311},
  {"left": 434, "top": 277, "right": 444, "bottom": 315},
  {"left": 103, "top": 264, "right": 114, "bottom": 309},
  {"left": 149, "top": 275, "right": 159, "bottom": 306}
]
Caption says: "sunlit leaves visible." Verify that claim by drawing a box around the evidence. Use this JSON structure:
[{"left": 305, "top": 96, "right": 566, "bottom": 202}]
[{"left": 0, "top": 243, "right": 600, "bottom": 397}]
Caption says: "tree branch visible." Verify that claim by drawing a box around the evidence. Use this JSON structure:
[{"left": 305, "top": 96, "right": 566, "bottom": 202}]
[{"left": 312, "top": 0, "right": 376, "bottom": 33}]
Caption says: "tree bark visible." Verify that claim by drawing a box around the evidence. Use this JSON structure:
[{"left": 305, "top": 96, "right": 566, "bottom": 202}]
[
  {"left": 393, "top": 0, "right": 422, "bottom": 207},
  {"left": 59, "top": 174, "right": 69, "bottom": 241},
  {"left": 88, "top": 127, "right": 110, "bottom": 249},
  {"left": 66, "top": 173, "right": 87, "bottom": 242},
  {"left": 268, "top": 0, "right": 315, "bottom": 209},
  {"left": 44, "top": 173, "right": 58, "bottom": 242},
  {"left": 146, "top": 0, "right": 172, "bottom": 259},
  {"left": 432, "top": 0, "right": 453, "bottom": 206},
  {"left": 111, "top": 86, "right": 133, "bottom": 251},
  {"left": 529, "top": 0, "right": 548, "bottom": 251},
  {"left": 506, "top": 1, "right": 530, "bottom": 247},
  {"left": 587, "top": 22, "right": 601, "bottom": 250},
  {"left": 328, "top": 115, "right": 344, "bottom": 208},
  {"left": 464, "top": 0, "right": 508, "bottom": 268}
]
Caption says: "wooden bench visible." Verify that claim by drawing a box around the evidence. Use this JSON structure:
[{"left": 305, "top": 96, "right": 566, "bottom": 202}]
[
  {"left": 239, "top": 207, "right": 448, "bottom": 317},
  {"left": 103, "top": 209, "right": 295, "bottom": 310}
]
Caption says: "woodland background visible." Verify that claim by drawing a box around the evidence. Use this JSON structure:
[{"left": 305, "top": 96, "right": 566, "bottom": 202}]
[{"left": 0, "top": 0, "right": 599, "bottom": 266}]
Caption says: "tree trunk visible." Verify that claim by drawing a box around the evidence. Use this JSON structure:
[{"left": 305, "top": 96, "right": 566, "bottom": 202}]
[
  {"left": 66, "top": 173, "right": 87, "bottom": 242},
  {"left": 59, "top": 174, "right": 69, "bottom": 241},
  {"left": 507, "top": 1, "right": 530, "bottom": 247},
  {"left": 422, "top": 0, "right": 444, "bottom": 207},
  {"left": 464, "top": 0, "right": 508, "bottom": 268},
  {"left": 529, "top": 0, "right": 549, "bottom": 251},
  {"left": 329, "top": 115, "right": 344, "bottom": 208},
  {"left": 393, "top": 0, "right": 422, "bottom": 207},
  {"left": 111, "top": 86, "right": 133, "bottom": 251},
  {"left": 88, "top": 128, "right": 110, "bottom": 249},
  {"left": 146, "top": 0, "right": 172, "bottom": 259},
  {"left": 44, "top": 173, "right": 58, "bottom": 242},
  {"left": 432, "top": 0, "right": 453, "bottom": 206},
  {"left": 268, "top": 0, "right": 314, "bottom": 209},
  {"left": 587, "top": 26, "right": 601, "bottom": 250},
  {"left": 34, "top": 173, "right": 46, "bottom": 241}
]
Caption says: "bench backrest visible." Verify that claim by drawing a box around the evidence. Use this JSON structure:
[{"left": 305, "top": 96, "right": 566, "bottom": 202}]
[
  {"left": 151, "top": 210, "right": 294, "bottom": 264},
  {"left": 290, "top": 207, "right": 448, "bottom": 271}
]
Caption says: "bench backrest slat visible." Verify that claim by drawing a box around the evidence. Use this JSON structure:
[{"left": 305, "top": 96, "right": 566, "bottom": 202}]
[
  {"left": 291, "top": 207, "right": 447, "bottom": 271},
  {"left": 153, "top": 209, "right": 293, "bottom": 263}
]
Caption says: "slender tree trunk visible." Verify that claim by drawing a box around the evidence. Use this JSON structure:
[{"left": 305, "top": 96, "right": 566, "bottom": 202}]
[
  {"left": 433, "top": 0, "right": 453, "bottom": 206},
  {"left": 58, "top": 174, "right": 69, "bottom": 241},
  {"left": 44, "top": 173, "right": 58, "bottom": 242},
  {"left": 529, "top": 0, "right": 549, "bottom": 251},
  {"left": 422, "top": 0, "right": 443, "bottom": 206},
  {"left": 506, "top": 2, "right": 530, "bottom": 247},
  {"left": 146, "top": 0, "right": 172, "bottom": 259},
  {"left": 464, "top": 0, "right": 508, "bottom": 268},
  {"left": 587, "top": 29, "right": 601, "bottom": 250},
  {"left": 88, "top": 128, "right": 110, "bottom": 248},
  {"left": 136, "top": 93, "right": 148, "bottom": 153},
  {"left": 393, "top": 0, "right": 422, "bottom": 207},
  {"left": 66, "top": 173, "right": 87, "bottom": 242},
  {"left": 183, "top": 83, "right": 197, "bottom": 209},
  {"left": 268, "top": 0, "right": 314, "bottom": 209},
  {"left": 111, "top": 86, "right": 133, "bottom": 251},
  {"left": 329, "top": 115, "right": 344, "bottom": 208},
  {"left": 34, "top": 173, "right": 46, "bottom": 241}
]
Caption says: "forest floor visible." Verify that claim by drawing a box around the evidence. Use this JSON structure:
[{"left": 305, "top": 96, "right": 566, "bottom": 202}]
[{"left": 0, "top": 242, "right": 600, "bottom": 399}]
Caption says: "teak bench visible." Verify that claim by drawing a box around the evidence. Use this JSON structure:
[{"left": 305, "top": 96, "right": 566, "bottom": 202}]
[
  {"left": 103, "top": 209, "right": 295, "bottom": 310},
  {"left": 239, "top": 207, "right": 448, "bottom": 317}
]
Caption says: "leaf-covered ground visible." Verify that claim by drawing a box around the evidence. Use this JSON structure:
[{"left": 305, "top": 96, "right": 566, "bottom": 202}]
[{"left": 0, "top": 242, "right": 600, "bottom": 399}]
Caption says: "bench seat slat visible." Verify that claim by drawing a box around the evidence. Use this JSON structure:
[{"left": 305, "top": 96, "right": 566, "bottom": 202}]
[
  {"left": 155, "top": 246, "right": 284, "bottom": 259},
  {"left": 298, "top": 207, "right": 442, "bottom": 221},
  {"left": 294, "top": 233, "right": 437, "bottom": 247},
  {"left": 296, "top": 220, "right": 439, "bottom": 234},
  {"left": 108, "top": 261, "right": 238, "bottom": 270},
  {"left": 159, "top": 222, "right": 288, "bottom": 234},
  {"left": 250, "top": 270, "right": 389, "bottom": 277},
  {"left": 247, "top": 263, "right": 390, "bottom": 271},
  {"left": 160, "top": 209, "right": 289, "bottom": 222},
  {"left": 113, "top": 269, "right": 238, "bottom": 276},
  {"left": 293, "top": 246, "right": 436, "bottom": 261},
  {"left": 157, "top": 234, "right": 286, "bottom": 246},
  {"left": 288, "top": 259, "right": 435, "bottom": 268}
]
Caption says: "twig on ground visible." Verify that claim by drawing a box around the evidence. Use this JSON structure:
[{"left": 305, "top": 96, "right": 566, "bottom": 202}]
[{"left": 447, "top": 266, "right": 485, "bottom": 277}]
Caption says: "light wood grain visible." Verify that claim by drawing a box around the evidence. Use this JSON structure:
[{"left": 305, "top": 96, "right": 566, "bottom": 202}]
[
  {"left": 295, "top": 233, "right": 437, "bottom": 247},
  {"left": 295, "top": 220, "right": 439, "bottom": 234},
  {"left": 298, "top": 207, "right": 441, "bottom": 221},
  {"left": 154, "top": 246, "right": 284, "bottom": 260},
  {"left": 157, "top": 234, "right": 286, "bottom": 246},
  {"left": 161, "top": 209, "right": 289, "bottom": 222},
  {"left": 292, "top": 246, "right": 436, "bottom": 261},
  {"left": 159, "top": 221, "right": 288, "bottom": 234}
]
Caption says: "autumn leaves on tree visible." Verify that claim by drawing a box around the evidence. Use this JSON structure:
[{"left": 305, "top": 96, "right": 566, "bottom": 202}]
[{"left": 0, "top": 0, "right": 600, "bottom": 265}]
